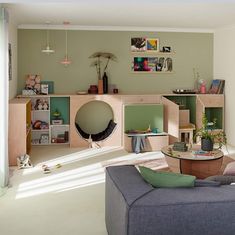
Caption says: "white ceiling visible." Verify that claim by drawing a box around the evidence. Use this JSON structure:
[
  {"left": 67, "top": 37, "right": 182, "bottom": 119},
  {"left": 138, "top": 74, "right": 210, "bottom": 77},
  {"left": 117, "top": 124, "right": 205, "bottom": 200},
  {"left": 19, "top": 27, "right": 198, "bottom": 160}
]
[{"left": 3, "top": 0, "right": 235, "bottom": 32}]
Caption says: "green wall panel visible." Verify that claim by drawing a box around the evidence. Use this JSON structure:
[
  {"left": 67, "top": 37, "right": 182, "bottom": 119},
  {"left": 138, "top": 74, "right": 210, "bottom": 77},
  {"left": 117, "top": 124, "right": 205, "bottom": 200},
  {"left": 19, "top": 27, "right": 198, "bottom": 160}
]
[
  {"left": 205, "top": 107, "right": 223, "bottom": 129},
  {"left": 18, "top": 30, "right": 213, "bottom": 94},
  {"left": 124, "top": 104, "right": 163, "bottom": 132},
  {"left": 50, "top": 97, "right": 70, "bottom": 124},
  {"left": 186, "top": 96, "right": 196, "bottom": 124}
]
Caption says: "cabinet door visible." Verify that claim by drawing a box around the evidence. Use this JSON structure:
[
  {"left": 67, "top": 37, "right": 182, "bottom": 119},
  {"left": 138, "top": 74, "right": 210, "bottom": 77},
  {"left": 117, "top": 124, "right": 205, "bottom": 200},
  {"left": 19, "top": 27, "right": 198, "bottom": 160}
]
[
  {"left": 196, "top": 96, "right": 204, "bottom": 129},
  {"left": 162, "top": 97, "right": 179, "bottom": 138},
  {"left": 9, "top": 98, "right": 31, "bottom": 166}
]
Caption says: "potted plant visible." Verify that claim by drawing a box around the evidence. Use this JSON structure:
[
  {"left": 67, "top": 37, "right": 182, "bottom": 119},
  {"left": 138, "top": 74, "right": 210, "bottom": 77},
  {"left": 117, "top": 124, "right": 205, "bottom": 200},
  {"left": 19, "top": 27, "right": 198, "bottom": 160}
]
[{"left": 194, "top": 113, "right": 227, "bottom": 151}]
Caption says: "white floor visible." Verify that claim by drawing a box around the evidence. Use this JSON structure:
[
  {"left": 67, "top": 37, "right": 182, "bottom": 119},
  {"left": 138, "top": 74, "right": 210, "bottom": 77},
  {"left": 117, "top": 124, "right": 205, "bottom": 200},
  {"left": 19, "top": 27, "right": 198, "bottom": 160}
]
[{"left": 0, "top": 145, "right": 165, "bottom": 235}]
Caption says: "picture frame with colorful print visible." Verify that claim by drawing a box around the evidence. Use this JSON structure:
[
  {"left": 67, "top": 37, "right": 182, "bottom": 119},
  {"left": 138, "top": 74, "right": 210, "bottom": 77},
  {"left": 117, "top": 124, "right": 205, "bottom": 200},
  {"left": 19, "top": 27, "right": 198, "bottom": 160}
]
[
  {"left": 132, "top": 57, "right": 149, "bottom": 71},
  {"left": 131, "top": 38, "right": 146, "bottom": 52},
  {"left": 146, "top": 38, "right": 160, "bottom": 52}
]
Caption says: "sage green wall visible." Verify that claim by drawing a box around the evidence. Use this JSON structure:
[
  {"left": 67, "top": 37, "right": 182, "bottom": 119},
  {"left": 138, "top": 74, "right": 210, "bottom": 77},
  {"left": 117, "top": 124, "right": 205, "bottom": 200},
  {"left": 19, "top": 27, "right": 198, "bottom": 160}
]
[{"left": 18, "top": 29, "right": 213, "bottom": 94}]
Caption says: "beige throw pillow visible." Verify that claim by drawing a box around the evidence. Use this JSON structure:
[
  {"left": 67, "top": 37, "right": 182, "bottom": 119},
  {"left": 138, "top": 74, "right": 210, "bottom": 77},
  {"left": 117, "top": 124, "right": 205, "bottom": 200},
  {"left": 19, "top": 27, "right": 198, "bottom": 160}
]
[{"left": 223, "top": 161, "right": 235, "bottom": 176}]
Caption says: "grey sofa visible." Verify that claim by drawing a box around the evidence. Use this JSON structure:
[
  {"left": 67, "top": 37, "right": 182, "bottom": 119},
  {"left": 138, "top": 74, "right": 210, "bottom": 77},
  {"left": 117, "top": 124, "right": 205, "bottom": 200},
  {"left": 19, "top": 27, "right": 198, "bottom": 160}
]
[{"left": 105, "top": 165, "right": 235, "bottom": 235}]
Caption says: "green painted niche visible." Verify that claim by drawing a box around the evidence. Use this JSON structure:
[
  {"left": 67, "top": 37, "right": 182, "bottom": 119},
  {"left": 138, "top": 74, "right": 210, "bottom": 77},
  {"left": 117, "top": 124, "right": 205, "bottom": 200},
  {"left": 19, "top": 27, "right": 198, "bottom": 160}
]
[
  {"left": 205, "top": 107, "right": 223, "bottom": 129},
  {"left": 50, "top": 97, "right": 70, "bottom": 124},
  {"left": 124, "top": 104, "right": 164, "bottom": 132}
]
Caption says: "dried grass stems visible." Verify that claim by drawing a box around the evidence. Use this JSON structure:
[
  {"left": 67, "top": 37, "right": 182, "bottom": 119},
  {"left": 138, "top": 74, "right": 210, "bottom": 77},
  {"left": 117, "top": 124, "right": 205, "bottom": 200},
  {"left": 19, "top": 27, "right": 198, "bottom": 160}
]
[{"left": 89, "top": 52, "right": 117, "bottom": 80}]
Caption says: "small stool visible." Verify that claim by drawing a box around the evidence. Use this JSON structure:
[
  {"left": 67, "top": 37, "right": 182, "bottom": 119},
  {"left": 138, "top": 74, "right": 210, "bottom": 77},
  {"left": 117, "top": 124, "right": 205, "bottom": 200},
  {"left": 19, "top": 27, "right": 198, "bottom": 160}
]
[{"left": 179, "top": 123, "right": 195, "bottom": 144}]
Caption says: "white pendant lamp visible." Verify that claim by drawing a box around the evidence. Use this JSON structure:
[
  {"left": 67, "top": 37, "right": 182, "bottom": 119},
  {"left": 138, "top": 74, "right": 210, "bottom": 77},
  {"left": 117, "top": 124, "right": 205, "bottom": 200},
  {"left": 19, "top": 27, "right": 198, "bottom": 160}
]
[
  {"left": 42, "top": 22, "right": 55, "bottom": 54},
  {"left": 60, "top": 22, "right": 72, "bottom": 66}
]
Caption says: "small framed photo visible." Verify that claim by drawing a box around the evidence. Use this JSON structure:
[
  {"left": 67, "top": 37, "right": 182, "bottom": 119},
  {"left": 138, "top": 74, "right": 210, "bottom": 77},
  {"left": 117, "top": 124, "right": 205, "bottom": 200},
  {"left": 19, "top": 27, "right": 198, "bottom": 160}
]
[
  {"left": 146, "top": 38, "right": 160, "bottom": 52},
  {"left": 162, "top": 46, "right": 171, "bottom": 53},
  {"left": 131, "top": 37, "right": 146, "bottom": 52},
  {"left": 41, "top": 84, "right": 49, "bottom": 95}
]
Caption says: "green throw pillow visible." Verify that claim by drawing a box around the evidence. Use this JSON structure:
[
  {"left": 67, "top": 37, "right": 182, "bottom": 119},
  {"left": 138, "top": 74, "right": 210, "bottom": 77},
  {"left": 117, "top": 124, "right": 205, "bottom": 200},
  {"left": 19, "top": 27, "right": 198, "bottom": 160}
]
[{"left": 139, "top": 166, "right": 196, "bottom": 188}]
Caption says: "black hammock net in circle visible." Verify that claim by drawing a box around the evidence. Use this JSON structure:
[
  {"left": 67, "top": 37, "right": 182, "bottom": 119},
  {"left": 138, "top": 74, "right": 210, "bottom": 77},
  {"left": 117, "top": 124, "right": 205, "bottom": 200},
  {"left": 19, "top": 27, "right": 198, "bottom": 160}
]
[{"left": 75, "top": 119, "right": 117, "bottom": 142}]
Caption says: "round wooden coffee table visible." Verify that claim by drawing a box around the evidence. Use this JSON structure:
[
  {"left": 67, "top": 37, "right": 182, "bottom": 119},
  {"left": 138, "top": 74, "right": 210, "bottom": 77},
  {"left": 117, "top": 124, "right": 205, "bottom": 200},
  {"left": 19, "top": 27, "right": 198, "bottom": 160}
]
[{"left": 161, "top": 145, "right": 224, "bottom": 179}]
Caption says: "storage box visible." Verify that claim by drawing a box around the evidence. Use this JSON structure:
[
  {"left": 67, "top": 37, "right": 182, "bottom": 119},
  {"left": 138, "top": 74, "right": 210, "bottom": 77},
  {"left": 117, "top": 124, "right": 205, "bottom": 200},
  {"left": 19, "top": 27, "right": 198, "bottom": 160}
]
[
  {"left": 52, "top": 119, "right": 63, "bottom": 125},
  {"left": 124, "top": 134, "right": 169, "bottom": 152},
  {"left": 22, "top": 89, "right": 36, "bottom": 95}
]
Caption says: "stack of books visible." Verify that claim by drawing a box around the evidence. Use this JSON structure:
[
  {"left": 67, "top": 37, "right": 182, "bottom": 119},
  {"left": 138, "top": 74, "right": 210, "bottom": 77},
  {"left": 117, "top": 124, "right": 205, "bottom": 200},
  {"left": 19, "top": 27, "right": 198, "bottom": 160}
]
[
  {"left": 208, "top": 79, "right": 225, "bottom": 94},
  {"left": 192, "top": 150, "right": 212, "bottom": 157},
  {"left": 173, "top": 142, "right": 188, "bottom": 152}
]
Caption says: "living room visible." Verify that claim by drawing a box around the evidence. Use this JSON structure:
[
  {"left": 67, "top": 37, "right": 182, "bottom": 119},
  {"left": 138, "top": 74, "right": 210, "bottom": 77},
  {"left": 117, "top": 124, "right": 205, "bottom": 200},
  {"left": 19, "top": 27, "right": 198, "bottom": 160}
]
[{"left": 1, "top": 1, "right": 235, "bottom": 234}]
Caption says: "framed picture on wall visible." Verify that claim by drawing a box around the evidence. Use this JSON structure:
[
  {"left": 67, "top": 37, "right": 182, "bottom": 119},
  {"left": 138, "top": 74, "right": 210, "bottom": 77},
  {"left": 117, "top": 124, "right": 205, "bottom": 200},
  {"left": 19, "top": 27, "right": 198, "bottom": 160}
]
[
  {"left": 146, "top": 38, "right": 160, "bottom": 52},
  {"left": 131, "top": 38, "right": 146, "bottom": 52},
  {"left": 8, "top": 43, "right": 12, "bottom": 80},
  {"left": 132, "top": 56, "right": 173, "bottom": 72},
  {"left": 132, "top": 57, "right": 149, "bottom": 71}
]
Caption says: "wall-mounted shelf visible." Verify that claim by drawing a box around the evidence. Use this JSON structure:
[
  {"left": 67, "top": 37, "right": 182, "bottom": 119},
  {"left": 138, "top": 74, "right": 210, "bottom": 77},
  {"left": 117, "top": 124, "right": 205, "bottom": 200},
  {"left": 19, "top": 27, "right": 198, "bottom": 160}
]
[
  {"left": 131, "top": 71, "right": 174, "bottom": 74},
  {"left": 131, "top": 51, "right": 176, "bottom": 56}
]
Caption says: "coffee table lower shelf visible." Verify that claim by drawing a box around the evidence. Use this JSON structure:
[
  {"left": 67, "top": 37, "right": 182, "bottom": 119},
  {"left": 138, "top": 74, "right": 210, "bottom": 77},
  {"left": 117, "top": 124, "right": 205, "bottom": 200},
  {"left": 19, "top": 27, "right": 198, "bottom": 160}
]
[{"left": 164, "top": 155, "right": 223, "bottom": 179}]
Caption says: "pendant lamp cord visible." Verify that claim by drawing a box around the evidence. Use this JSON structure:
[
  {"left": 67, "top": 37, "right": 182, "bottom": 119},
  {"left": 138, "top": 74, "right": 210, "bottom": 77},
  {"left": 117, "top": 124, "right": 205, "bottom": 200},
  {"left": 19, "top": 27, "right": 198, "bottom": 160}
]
[
  {"left": 47, "top": 29, "right": 49, "bottom": 47},
  {"left": 65, "top": 30, "right": 68, "bottom": 57}
]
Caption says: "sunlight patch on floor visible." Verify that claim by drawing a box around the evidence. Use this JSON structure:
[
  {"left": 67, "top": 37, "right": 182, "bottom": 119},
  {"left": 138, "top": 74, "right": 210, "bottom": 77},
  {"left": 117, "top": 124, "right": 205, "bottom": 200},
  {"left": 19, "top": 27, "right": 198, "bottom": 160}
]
[
  {"left": 16, "top": 163, "right": 104, "bottom": 199},
  {"left": 16, "top": 147, "right": 164, "bottom": 199},
  {"left": 22, "top": 146, "right": 123, "bottom": 175}
]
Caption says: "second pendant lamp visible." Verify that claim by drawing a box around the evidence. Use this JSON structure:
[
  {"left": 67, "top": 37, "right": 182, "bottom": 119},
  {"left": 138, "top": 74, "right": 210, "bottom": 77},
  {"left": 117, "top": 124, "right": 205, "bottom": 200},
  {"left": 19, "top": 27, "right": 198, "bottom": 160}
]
[{"left": 60, "top": 22, "right": 72, "bottom": 66}]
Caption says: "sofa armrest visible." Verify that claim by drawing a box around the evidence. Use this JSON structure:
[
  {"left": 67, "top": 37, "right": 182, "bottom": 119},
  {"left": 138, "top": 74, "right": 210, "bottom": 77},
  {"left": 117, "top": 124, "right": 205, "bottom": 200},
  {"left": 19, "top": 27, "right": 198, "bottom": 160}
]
[{"left": 105, "top": 165, "right": 153, "bottom": 235}]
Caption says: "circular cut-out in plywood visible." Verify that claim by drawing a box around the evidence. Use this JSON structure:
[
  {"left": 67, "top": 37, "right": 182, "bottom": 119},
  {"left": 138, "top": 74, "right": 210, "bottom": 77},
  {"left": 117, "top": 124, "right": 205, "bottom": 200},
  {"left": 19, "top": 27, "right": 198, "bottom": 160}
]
[{"left": 75, "top": 100, "right": 114, "bottom": 135}]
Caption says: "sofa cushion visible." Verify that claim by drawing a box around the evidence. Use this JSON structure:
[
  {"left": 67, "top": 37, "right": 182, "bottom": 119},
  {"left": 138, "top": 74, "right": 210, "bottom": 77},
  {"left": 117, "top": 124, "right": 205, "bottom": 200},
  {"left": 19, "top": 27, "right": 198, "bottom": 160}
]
[
  {"left": 139, "top": 166, "right": 195, "bottom": 188},
  {"left": 194, "top": 179, "right": 221, "bottom": 187},
  {"left": 206, "top": 175, "right": 235, "bottom": 185},
  {"left": 223, "top": 161, "right": 235, "bottom": 176}
]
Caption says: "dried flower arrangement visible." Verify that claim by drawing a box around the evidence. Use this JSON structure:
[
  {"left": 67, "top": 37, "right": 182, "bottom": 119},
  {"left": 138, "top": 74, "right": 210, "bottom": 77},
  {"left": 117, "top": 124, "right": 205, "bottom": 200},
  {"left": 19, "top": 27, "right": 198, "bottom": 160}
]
[{"left": 89, "top": 52, "right": 117, "bottom": 80}]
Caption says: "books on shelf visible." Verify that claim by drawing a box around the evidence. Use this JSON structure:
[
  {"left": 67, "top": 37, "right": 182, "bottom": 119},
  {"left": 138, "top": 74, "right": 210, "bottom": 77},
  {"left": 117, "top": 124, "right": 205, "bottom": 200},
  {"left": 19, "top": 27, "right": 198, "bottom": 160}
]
[
  {"left": 208, "top": 79, "right": 225, "bottom": 94},
  {"left": 192, "top": 150, "right": 212, "bottom": 157}
]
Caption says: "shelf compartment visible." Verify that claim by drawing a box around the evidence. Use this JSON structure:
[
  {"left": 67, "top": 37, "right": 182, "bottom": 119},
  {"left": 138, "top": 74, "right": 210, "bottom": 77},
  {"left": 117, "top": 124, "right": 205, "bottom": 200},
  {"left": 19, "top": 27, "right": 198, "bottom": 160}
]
[
  {"left": 205, "top": 107, "right": 223, "bottom": 129},
  {"left": 31, "top": 97, "right": 50, "bottom": 111},
  {"left": 50, "top": 125, "right": 70, "bottom": 144},
  {"left": 124, "top": 104, "right": 164, "bottom": 133},
  {"left": 31, "top": 130, "right": 50, "bottom": 145},
  {"left": 50, "top": 97, "right": 70, "bottom": 124}
]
